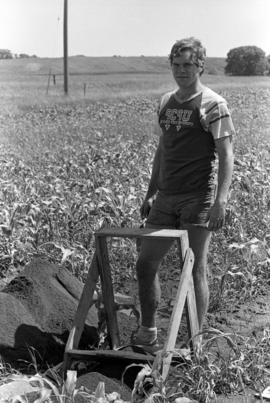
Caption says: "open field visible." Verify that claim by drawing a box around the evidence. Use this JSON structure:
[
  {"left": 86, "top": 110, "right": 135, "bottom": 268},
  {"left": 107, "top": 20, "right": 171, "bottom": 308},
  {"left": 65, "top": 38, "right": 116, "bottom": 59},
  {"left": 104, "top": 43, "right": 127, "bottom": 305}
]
[
  {"left": 1, "top": 56, "right": 269, "bottom": 112},
  {"left": 0, "top": 57, "right": 270, "bottom": 400},
  {"left": 0, "top": 55, "right": 226, "bottom": 76}
]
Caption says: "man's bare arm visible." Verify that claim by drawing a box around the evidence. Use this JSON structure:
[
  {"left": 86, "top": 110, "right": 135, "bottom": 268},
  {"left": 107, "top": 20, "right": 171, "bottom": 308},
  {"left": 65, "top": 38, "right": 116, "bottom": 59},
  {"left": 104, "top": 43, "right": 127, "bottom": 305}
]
[
  {"left": 140, "top": 140, "right": 162, "bottom": 219},
  {"left": 208, "top": 135, "right": 234, "bottom": 231}
]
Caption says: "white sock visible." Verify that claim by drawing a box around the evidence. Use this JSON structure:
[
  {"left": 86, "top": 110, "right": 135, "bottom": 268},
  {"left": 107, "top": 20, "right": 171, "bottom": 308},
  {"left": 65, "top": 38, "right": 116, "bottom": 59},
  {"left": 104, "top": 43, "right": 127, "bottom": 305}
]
[{"left": 136, "top": 326, "right": 157, "bottom": 344}]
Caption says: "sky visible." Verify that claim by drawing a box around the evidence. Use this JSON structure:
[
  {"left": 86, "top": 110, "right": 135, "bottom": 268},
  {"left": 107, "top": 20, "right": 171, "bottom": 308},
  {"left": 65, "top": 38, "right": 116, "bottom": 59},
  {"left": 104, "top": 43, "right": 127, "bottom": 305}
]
[{"left": 1, "top": 0, "right": 270, "bottom": 58}]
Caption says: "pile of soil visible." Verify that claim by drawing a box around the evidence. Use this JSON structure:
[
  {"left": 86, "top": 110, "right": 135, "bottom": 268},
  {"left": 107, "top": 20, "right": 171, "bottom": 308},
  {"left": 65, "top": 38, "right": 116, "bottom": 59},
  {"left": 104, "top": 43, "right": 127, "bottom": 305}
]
[
  {"left": 0, "top": 258, "right": 99, "bottom": 368},
  {"left": 0, "top": 257, "right": 137, "bottom": 400}
]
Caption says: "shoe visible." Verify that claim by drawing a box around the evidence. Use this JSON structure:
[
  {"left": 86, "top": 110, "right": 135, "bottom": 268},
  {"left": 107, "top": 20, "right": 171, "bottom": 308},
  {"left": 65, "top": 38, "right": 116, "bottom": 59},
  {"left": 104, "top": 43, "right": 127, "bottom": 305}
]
[{"left": 132, "top": 337, "right": 162, "bottom": 355}]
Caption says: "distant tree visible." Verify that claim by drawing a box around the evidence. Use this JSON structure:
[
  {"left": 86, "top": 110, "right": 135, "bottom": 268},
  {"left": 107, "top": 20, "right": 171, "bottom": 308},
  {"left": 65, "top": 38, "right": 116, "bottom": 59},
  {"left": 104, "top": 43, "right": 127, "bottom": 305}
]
[
  {"left": 0, "top": 49, "right": 13, "bottom": 59},
  {"left": 225, "top": 46, "right": 267, "bottom": 75},
  {"left": 19, "top": 53, "right": 30, "bottom": 58},
  {"left": 267, "top": 55, "right": 270, "bottom": 75}
]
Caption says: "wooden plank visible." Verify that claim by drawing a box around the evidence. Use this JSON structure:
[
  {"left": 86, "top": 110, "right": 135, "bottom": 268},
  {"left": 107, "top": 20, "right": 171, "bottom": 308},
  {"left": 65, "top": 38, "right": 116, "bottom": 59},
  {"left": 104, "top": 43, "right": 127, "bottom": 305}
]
[
  {"left": 65, "top": 327, "right": 76, "bottom": 353},
  {"left": 161, "top": 248, "right": 194, "bottom": 381},
  {"left": 96, "top": 227, "right": 187, "bottom": 240},
  {"left": 186, "top": 278, "right": 201, "bottom": 357},
  {"left": 68, "top": 252, "right": 99, "bottom": 350},
  {"left": 96, "top": 236, "right": 121, "bottom": 349},
  {"left": 176, "top": 231, "right": 189, "bottom": 263},
  {"left": 63, "top": 253, "right": 100, "bottom": 373},
  {"left": 66, "top": 349, "right": 154, "bottom": 362},
  {"left": 63, "top": 327, "right": 76, "bottom": 374}
]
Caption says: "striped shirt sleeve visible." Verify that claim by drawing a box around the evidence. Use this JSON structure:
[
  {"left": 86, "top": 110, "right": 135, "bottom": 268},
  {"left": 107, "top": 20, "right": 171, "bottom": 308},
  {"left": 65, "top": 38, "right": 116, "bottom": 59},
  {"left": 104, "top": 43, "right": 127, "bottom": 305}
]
[
  {"left": 207, "top": 102, "right": 235, "bottom": 140},
  {"left": 200, "top": 89, "right": 235, "bottom": 140}
]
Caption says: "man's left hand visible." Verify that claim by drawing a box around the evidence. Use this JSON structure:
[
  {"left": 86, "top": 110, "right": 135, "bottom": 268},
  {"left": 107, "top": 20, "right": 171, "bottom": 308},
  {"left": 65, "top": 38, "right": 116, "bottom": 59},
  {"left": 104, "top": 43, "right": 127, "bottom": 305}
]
[{"left": 207, "top": 201, "right": 226, "bottom": 231}]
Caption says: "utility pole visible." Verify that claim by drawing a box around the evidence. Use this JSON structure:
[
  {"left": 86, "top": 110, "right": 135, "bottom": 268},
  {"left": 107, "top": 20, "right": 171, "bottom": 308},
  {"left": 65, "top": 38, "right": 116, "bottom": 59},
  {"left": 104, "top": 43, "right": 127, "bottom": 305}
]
[{"left": 63, "top": 0, "right": 68, "bottom": 94}]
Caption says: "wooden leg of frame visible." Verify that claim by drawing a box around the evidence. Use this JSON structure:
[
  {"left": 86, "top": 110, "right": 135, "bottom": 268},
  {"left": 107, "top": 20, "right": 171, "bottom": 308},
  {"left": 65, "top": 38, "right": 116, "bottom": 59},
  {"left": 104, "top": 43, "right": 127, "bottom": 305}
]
[
  {"left": 96, "top": 236, "right": 121, "bottom": 349},
  {"left": 161, "top": 248, "right": 194, "bottom": 381},
  {"left": 63, "top": 252, "right": 99, "bottom": 375},
  {"left": 186, "top": 278, "right": 201, "bottom": 360}
]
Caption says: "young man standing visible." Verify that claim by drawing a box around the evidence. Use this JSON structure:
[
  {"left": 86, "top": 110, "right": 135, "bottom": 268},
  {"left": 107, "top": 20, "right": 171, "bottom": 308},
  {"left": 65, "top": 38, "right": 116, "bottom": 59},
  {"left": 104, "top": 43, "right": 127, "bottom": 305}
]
[{"left": 134, "top": 37, "right": 235, "bottom": 351}]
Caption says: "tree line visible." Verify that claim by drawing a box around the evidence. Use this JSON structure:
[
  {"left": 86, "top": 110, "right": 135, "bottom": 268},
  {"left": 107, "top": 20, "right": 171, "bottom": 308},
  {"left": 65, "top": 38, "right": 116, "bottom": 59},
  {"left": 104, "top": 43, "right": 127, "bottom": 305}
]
[
  {"left": 0, "top": 49, "right": 37, "bottom": 59},
  {"left": 1, "top": 46, "right": 270, "bottom": 75}
]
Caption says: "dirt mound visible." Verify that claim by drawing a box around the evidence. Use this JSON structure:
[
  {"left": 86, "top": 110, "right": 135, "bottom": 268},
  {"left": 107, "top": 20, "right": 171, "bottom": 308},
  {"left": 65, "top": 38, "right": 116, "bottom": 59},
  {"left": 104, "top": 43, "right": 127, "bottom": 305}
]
[
  {"left": 3, "top": 258, "right": 98, "bottom": 333},
  {"left": 0, "top": 258, "right": 99, "bottom": 369},
  {"left": 0, "top": 292, "right": 37, "bottom": 338}
]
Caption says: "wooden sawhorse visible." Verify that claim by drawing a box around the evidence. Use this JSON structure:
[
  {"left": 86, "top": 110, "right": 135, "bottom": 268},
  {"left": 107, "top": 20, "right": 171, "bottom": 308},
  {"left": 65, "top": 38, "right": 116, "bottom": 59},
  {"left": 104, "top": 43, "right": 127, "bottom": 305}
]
[{"left": 64, "top": 227, "right": 201, "bottom": 380}]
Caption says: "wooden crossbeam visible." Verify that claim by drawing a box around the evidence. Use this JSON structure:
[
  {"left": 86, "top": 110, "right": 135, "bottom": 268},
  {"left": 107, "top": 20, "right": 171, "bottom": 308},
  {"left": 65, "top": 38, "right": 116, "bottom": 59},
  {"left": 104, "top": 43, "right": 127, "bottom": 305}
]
[
  {"left": 96, "top": 227, "right": 188, "bottom": 240},
  {"left": 65, "top": 349, "right": 154, "bottom": 362}
]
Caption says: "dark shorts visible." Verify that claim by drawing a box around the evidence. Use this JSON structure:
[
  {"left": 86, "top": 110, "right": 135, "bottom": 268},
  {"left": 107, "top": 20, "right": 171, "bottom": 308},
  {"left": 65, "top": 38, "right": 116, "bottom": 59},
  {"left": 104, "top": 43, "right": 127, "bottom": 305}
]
[{"left": 146, "top": 190, "right": 215, "bottom": 229}]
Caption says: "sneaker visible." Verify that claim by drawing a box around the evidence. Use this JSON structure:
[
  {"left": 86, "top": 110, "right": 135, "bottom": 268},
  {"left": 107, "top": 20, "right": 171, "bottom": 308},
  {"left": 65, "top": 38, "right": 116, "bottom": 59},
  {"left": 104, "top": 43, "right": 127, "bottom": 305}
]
[{"left": 132, "top": 337, "right": 162, "bottom": 355}]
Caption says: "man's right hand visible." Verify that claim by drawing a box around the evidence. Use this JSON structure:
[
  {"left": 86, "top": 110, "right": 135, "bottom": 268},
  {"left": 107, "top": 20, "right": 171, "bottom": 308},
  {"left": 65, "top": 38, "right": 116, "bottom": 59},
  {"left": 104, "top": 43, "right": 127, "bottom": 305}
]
[{"left": 140, "top": 197, "right": 155, "bottom": 219}]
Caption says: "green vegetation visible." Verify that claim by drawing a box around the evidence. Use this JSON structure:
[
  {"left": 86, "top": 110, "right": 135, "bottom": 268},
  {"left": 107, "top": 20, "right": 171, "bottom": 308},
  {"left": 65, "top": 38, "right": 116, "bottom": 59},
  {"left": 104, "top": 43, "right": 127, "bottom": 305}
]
[{"left": 0, "top": 58, "right": 269, "bottom": 401}]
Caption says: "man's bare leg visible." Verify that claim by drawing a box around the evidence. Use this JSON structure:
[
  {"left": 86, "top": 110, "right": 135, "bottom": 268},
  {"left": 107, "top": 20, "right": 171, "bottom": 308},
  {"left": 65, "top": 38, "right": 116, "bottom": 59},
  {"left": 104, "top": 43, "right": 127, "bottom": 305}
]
[
  {"left": 136, "top": 237, "right": 173, "bottom": 328},
  {"left": 184, "top": 225, "right": 212, "bottom": 330},
  {"left": 135, "top": 225, "right": 211, "bottom": 344}
]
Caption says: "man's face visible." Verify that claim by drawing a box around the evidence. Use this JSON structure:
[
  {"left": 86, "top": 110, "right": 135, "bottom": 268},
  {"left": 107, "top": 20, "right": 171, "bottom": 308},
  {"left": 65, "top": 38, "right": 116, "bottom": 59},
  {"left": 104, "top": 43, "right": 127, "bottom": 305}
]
[{"left": 171, "top": 50, "right": 202, "bottom": 89}]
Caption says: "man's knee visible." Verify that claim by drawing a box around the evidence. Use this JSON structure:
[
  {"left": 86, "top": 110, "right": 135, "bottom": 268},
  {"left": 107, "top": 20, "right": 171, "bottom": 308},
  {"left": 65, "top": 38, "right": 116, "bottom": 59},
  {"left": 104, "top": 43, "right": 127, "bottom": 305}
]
[
  {"left": 136, "top": 255, "right": 161, "bottom": 278},
  {"left": 192, "top": 261, "right": 208, "bottom": 283}
]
